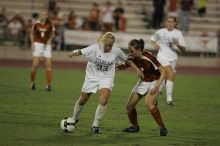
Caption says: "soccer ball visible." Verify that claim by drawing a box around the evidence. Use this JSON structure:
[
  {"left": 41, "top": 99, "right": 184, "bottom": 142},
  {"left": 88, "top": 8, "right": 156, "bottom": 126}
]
[{"left": 60, "top": 117, "right": 76, "bottom": 132}]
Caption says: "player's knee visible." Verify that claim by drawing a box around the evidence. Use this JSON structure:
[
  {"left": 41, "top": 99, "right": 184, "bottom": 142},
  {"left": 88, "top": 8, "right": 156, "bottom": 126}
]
[
  {"left": 78, "top": 98, "right": 86, "bottom": 105},
  {"left": 145, "top": 99, "right": 153, "bottom": 109},
  {"left": 99, "top": 99, "right": 108, "bottom": 106},
  {"left": 46, "top": 67, "right": 52, "bottom": 71},
  {"left": 167, "top": 73, "right": 175, "bottom": 80},
  {"left": 32, "top": 64, "right": 38, "bottom": 70},
  {"left": 126, "top": 105, "right": 133, "bottom": 112}
]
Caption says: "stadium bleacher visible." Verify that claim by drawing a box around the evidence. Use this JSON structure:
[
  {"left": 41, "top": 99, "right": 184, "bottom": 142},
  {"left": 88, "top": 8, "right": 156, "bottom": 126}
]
[{"left": 0, "top": 0, "right": 219, "bottom": 35}]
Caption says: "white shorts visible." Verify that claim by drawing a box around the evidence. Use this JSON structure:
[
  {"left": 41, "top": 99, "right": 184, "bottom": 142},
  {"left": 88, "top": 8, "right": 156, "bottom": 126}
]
[
  {"left": 32, "top": 42, "right": 52, "bottom": 58},
  {"left": 157, "top": 58, "right": 177, "bottom": 73},
  {"left": 132, "top": 81, "right": 157, "bottom": 95},
  {"left": 81, "top": 78, "right": 114, "bottom": 93}
]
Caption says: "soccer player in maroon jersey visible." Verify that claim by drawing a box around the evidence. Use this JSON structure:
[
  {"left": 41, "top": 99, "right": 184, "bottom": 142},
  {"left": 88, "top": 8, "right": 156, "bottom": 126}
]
[
  {"left": 30, "top": 10, "right": 55, "bottom": 91},
  {"left": 117, "top": 39, "right": 167, "bottom": 136}
]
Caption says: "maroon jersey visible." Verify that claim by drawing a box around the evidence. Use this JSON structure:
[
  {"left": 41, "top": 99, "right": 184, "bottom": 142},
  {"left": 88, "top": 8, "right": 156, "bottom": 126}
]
[
  {"left": 32, "top": 20, "right": 54, "bottom": 44},
  {"left": 129, "top": 51, "right": 161, "bottom": 82}
]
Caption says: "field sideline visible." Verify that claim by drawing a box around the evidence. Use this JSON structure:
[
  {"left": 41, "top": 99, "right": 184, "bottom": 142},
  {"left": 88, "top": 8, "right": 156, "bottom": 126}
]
[{"left": 0, "top": 62, "right": 220, "bottom": 146}]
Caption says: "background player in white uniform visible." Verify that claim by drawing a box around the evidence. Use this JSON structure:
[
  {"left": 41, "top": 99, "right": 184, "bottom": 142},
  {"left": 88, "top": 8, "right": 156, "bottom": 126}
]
[
  {"left": 68, "top": 32, "right": 144, "bottom": 133},
  {"left": 150, "top": 15, "right": 186, "bottom": 106}
]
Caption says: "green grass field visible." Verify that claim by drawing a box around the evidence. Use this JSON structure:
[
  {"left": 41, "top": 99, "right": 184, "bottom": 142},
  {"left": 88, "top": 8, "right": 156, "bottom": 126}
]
[{"left": 0, "top": 67, "right": 219, "bottom": 146}]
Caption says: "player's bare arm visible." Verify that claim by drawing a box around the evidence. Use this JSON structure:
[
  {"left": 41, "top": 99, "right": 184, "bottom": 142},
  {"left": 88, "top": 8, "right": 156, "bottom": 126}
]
[
  {"left": 115, "top": 62, "right": 128, "bottom": 70},
  {"left": 126, "top": 60, "right": 144, "bottom": 79},
  {"left": 30, "top": 30, "right": 35, "bottom": 51},
  {"left": 68, "top": 49, "right": 82, "bottom": 58},
  {"left": 151, "top": 40, "right": 160, "bottom": 50},
  {"left": 46, "top": 31, "right": 55, "bottom": 45},
  {"left": 173, "top": 38, "right": 186, "bottom": 53},
  {"left": 151, "top": 65, "right": 165, "bottom": 95}
]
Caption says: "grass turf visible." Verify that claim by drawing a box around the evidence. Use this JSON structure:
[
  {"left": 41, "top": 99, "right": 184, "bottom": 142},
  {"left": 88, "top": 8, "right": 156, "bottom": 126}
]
[{"left": 0, "top": 67, "right": 219, "bottom": 146}]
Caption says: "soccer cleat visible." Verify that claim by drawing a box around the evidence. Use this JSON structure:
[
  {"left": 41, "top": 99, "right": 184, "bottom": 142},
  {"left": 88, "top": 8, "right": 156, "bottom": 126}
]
[
  {"left": 73, "top": 119, "right": 79, "bottom": 126},
  {"left": 167, "top": 101, "right": 174, "bottom": 107},
  {"left": 91, "top": 126, "right": 100, "bottom": 134},
  {"left": 45, "top": 85, "right": 52, "bottom": 91},
  {"left": 160, "top": 127, "right": 168, "bottom": 136},
  {"left": 74, "top": 119, "right": 79, "bottom": 124},
  {"left": 30, "top": 83, "right": 36, "bottom": 90},
  {"left": 122, "top": 126, "right": 140, "bottom": 133}
]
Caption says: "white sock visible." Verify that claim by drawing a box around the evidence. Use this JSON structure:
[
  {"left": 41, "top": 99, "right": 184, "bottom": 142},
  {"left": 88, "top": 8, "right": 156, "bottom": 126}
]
[
  {"left": 92, "top": 105, "right": 107, "bottom": 127},
  {"left": 166, "top": 80, "right": 174, "bottom": 102},
  {"left": 72, "top": 100, "right": 83, "bottom": 122}
]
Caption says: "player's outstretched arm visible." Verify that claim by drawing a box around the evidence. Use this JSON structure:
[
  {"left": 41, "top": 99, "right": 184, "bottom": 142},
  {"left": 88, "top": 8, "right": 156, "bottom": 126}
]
[
  {"left": 115, "top": 63, "right": 129, "bottom": 70},
  {"left": 173, "top": 38, "right": 186, "bottom": 53},
  {"left": 68, "top": 49, "right": 82, "bottom": 58},
  {"left": 151, "top": 40, "right": 160, "bottom": 50}
]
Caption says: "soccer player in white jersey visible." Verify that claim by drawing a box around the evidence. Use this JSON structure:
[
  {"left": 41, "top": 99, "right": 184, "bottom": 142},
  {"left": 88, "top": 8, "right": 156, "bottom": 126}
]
[
  {"left": 150, "top": 15, "right": 186, "bottom": 106},
  {"left": 68, "top": 32, "right": 144, "bottom": 134}
]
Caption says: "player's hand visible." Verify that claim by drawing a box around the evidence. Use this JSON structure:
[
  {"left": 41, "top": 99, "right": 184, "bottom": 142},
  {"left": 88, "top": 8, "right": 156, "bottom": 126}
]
[
  {"left": 46, "top": 40, "right": 52, "bottom": 45},
  {"left": 68, "top": 50, "right": 78, "bottom": 58},
  {"left": 155, "top": 43, "right": 160, "bottom": 50},
  {"left": 31, "top": 44, "right": 35, "bottom": 52},
  {"left": 150, "top": 84, "right": 159, "bottom": 95},
  {"left": 137, "top": 70, "right": 144, "bottom": 80},
  {"left": 172, "top": 38, "right": 179, "bottom": 46},
  {"left": 115, "top": 63, "right": 127, "bottom": 70}
]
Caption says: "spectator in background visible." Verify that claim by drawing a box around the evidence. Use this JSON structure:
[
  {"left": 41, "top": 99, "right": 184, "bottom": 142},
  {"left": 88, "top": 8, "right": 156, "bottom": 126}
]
[
  {"left": 9, "top": 11, "right": 26, "bottom": 47},
  {"left": 31, "top": 12, "right": 39, "bottom": 23},
  {"left": 117, "top": 10, "right": 127, "bottom": 32},
  {"left": 168, "top": 0, "right": 179, "bottom": 17},
  {"left": 197, "top": 0, "right": 206, "bottom": 17},
  {"left": 0, "top": 7, "right": 8, "bottom": 23},
  {"left": 113, "top": 0, "right": 124, "bottom": 31},
  {"left": 48, "top": 0, "right": 57, "bottom": 15},
  {"left": 152, "top": 0, "right": 166, "bottom": 29},
  {"left": 7, "top": 18, "right": 23, "bottom": 42},
  {"left": 101, "top": 1, "right": 115, "bottom": 32},
  {"left": 179, "top": 0, "right": 194, "bottom": 32},
  {"left": 0, "top": 7, "right": 8, "bottom": 43},
  {"left": 51, "top": 11, "right": 63, "bottom": 50},
  {"left": 217, "top": 30, "right": 220, "bottom": 57},
  {"left": 88, "top": 3, "right": 100, "bottom": 31},
  {"left": 82, "top": 20, "right": 92, "bottom": 31},
  {"left": 66, "top": 10, "right": 76, "bottom": 29}
]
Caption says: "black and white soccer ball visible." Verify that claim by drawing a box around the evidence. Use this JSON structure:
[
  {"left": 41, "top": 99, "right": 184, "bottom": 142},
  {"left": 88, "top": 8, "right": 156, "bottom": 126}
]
[{"left": 60, "top": 117, "right": 76, "bottom": 132}]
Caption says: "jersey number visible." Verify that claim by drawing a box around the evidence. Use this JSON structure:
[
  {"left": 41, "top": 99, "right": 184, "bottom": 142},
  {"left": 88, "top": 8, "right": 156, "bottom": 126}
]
[
  {"left": 41, "top": 32, "right": 45, "bottom": 37},
  {"left": 97, "top": 64, "right": 109, "bottom": 71}
]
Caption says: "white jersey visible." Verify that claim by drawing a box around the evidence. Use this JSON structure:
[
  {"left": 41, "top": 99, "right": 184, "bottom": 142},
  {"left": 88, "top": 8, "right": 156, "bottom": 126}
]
[
  {"left": 81, "top": 43, "right": 127, "bottom": 80},
  {"left": 151, "top": 28, "right": 186, "bottom": 61}
]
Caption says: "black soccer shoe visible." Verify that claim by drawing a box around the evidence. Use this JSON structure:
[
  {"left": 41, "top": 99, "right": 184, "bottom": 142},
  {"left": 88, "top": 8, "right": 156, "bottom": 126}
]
[
  {"left": 167, "top": 101, "right": 174, "bottom": 107},
  {"left": 122, "top": 126, "right": 140, "bottom": 133},
  {"left": 30, "top": 83, "right": 36, "bottom": 90},
  {"left": 74, "top": 119, "right": 79, "bottom": 125},
  {"left": 45, "top": 85, "right": 52, "bottom": 91},
  {"left": 91, "top": 126, "right": 100, "bottom": 134},
  {"left": 160, "top": 127, "right": 168, "bottom": 136}
]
